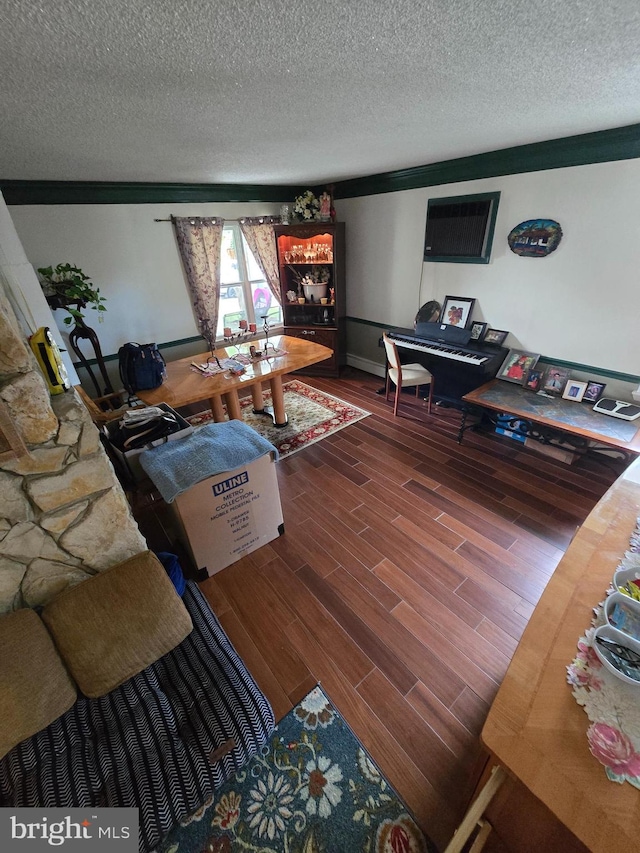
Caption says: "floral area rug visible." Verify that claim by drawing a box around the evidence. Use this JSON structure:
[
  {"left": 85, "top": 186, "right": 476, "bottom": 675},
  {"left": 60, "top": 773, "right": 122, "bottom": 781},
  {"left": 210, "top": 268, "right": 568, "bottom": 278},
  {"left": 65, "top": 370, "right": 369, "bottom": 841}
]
[
  {"left": 186, "top": 380, "right": 370, "bottom": 459},
  {"left": 156, "top": 685, "right": 435, "bottom": 853},
  {"left": 567, "top": 517, "right": 640, "bottom": 786}
]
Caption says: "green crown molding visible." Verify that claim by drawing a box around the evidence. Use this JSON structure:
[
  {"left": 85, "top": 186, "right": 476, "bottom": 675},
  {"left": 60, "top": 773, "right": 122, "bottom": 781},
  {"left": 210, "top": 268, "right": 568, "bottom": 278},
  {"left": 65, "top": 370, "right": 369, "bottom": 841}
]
[
  {"left": 3, "top": 123, "right": 639, "bottom": 205},
  {"left": 345, "top": 316, "right": 640, "bottom": 383},
  {"left": 332, "top": 123, "right": 640, "bottom": 199},
  {"left": 0, "top": 180, "right": 308, "bottom": 206}
]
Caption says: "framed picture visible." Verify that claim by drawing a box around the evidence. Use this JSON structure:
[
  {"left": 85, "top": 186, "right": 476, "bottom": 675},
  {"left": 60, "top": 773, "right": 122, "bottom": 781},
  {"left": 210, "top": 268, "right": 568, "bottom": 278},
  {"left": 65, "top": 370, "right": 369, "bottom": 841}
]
[
  {"left": 497, "top": 349, "right": 541, "bottom": 384},
  {"left": 469, "top": 321, "right": 488, "bottom": 342},
  {"left": 583, "top": 381, "right": 606, "bottom": 403},
  {"left": 524, "top": 369, "right": 542, "bottom": 392},
  {"left": 541, "top": 365, "right": 571, "bottom": 396},
  {"left": 562, "top": 380, "right": 588, "bottom": 402},
  {"left": 483, "top": 328, "right": 509, "bottom": 346},
  {"left": 439, "top": 295, "right": 476, "bottom": 329}
]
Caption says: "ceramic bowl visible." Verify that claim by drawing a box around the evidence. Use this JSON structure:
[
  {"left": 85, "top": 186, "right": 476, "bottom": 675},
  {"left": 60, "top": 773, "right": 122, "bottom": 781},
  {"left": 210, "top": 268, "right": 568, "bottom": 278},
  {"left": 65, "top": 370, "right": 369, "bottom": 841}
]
[
  {"left": 604, "top": 591, "right": 640, "bottom": 636},
  {"left": 593, "top": 623, "right": 640, "bottom": 686},
  {"left": 613, "top": 566, "right": 640, "bottom": 597}
]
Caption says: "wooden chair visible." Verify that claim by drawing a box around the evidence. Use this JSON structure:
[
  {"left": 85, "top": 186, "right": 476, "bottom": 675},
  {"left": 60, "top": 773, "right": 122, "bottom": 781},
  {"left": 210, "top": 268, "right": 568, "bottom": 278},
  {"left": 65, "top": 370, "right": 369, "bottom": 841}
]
[
  {"left": 67, "top": 321, "right": 115, "bottom": 398},
  {"left": 74, "top": 385, "right": 145, "bottom": 426},
  {"left": 382, "top": 332, "right": 434, "bottom": 417}
]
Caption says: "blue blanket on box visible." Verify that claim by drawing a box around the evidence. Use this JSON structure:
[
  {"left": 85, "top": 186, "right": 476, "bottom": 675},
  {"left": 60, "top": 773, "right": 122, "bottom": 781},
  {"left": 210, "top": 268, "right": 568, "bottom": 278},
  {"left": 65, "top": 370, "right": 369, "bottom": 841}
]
[{"left": 139, "top": 421, "right": 278, "bottom": 503}]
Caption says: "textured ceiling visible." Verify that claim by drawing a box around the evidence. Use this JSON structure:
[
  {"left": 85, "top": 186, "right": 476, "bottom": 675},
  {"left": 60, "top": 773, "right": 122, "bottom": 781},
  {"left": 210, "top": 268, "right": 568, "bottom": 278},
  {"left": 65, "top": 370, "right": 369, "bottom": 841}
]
[{"left": 1, "top": 0, "right": 639, "bottom": 185}]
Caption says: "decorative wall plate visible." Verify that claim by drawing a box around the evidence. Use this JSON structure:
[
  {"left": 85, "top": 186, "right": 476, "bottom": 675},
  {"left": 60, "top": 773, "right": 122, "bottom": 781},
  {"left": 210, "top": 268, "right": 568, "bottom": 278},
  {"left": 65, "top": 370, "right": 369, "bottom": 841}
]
[{"left": 508, "top": 219, "right": 562, "bottom": 257}]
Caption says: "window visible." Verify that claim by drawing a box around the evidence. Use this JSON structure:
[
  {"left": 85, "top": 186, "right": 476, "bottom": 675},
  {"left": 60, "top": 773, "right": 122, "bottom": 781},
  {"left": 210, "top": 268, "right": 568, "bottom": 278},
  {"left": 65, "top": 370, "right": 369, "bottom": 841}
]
[{"left": 218, "top": 224, "right": 282, "bottom": 338}]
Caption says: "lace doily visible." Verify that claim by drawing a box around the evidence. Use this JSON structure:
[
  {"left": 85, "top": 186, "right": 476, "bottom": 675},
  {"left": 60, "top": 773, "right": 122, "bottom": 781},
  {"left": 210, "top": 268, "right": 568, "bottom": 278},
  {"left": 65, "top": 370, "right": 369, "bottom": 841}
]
[{"left": 567, "top": 518, "right": 640, "bottom": 787}]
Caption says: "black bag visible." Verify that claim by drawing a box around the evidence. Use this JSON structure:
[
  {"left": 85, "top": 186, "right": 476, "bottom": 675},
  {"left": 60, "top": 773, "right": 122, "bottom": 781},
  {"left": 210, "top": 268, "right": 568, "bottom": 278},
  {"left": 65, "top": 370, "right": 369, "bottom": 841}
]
[
  {"left": 108, "top": 409, "right": 183, "bottom": 451},
  {"left": 118, "top": 342, "right": 166, "bottom": 396}
]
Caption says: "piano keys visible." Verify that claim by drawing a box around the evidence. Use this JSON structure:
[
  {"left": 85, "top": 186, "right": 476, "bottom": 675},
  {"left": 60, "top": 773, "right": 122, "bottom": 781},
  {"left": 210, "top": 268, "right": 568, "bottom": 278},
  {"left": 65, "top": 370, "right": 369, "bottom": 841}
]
[
  {"left": 388, "top": 331, "right": 491, "bottom": 365},
  {"left": 384, "top": 327, "right": 508, "bottom": 406}
]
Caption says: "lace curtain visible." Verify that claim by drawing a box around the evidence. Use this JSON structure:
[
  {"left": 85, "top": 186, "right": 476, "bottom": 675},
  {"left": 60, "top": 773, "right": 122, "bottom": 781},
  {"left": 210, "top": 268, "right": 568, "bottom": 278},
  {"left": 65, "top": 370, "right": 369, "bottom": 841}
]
[
  {"left": 238, "top": 218, "right": 281, "bottom": 307},
  {"left": 172, "top": 216, "right": 224, "bottom": 345}
]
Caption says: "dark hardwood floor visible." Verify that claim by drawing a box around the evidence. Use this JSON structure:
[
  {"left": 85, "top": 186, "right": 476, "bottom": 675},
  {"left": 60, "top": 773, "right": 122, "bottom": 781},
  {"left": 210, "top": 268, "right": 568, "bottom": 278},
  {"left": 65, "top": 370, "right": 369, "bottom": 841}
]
[{"left": 132, "top": 368, "right": 627, "bottom": 851}]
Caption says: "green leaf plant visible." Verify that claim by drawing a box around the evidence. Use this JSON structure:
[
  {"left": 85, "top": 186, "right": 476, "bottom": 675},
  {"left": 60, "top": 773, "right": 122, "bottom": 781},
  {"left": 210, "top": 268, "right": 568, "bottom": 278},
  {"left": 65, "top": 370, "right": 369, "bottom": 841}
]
[{"left": 37, "top": 263, "right": 107, "bottom": 326}]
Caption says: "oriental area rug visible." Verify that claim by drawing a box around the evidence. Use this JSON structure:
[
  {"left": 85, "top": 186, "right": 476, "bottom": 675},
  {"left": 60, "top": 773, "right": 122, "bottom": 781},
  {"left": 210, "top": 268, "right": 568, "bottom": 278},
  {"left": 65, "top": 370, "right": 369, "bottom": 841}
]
[
  {"left": 186, "top": 380, "right": 370, "bottom": 459},
  {"left": 157, "top": 685, "right": 435, "bottom": 853}
]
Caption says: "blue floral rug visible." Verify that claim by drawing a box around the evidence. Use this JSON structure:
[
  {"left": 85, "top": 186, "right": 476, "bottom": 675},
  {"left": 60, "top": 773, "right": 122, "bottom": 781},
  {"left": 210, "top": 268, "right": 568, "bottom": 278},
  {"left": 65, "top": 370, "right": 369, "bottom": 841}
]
[{"left": 157, "top": 685, "right": 435, "bottom": 853}]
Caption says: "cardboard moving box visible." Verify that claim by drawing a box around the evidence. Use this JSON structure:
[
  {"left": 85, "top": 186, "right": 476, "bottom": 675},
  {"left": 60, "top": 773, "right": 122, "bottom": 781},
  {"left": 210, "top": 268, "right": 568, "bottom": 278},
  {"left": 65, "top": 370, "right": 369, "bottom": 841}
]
[
  {"left": 169, "top": 451, "right": 284, "bottom": 577},
  {"left": 524, "top": 436, "right": 578, "bottom": 464}
]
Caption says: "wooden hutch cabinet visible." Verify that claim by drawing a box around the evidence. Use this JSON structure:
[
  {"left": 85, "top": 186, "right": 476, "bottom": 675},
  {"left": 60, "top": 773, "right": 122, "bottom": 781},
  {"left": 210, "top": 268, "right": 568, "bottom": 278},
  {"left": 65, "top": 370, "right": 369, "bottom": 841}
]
[{"left": 274, "top": 222, "right": 345, "bottom": 377}]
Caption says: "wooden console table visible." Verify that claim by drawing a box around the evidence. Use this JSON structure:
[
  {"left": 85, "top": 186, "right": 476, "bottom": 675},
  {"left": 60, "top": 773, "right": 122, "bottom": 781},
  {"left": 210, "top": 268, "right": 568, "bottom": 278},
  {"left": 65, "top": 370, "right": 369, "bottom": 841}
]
[
  {"left": 445, "top": 457, "right": 640, "bottom": 852},
  {"left": 460, "top": 380, "right": 640, "bottom": 459}
]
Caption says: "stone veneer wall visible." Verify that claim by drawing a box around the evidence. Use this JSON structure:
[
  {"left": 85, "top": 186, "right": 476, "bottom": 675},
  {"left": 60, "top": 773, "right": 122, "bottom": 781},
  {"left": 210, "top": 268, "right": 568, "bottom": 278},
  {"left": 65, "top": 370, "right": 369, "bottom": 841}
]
[{"left": 0, "top": 289, "right": 147, "bottom": 612}]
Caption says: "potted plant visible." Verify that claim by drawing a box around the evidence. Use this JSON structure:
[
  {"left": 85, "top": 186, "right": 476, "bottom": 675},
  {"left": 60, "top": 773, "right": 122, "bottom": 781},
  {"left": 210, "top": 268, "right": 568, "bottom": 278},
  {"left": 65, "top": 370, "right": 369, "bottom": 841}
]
[
  {"left": 37, "top": 263, "right": 107, "bottom": 326},
  {"left": 290, "top": 265, "right": 331, "bottom": 301}
]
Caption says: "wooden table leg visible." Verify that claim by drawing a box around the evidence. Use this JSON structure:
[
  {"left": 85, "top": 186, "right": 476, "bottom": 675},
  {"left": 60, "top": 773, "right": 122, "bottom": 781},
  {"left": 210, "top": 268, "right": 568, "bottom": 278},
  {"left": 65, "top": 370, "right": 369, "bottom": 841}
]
[
  {"left": 209, "top": 395, "right": 226, "bottom": 422},
  {"left": 444, "top": 765, "right": 506, "bottom": 853},
  {"left": 250, "top": 382, "right": 264, "bottom": 413},
  {"left": 468, "top": 819, "right": 493, "bottom": 853},
  {"left": 224, "top": 389, "right": 243, "bottom": 421},
  {"left": 269, "top": 376, "right": 288, "bottom": 427}
]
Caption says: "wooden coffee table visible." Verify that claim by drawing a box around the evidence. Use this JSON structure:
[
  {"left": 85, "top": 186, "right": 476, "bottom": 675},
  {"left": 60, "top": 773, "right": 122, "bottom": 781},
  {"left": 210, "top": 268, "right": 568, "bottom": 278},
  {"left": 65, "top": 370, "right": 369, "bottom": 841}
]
[
  {"left": 136, "top": 334, "right": 332, "bottom": 426},
  {"left": 446, "top": 458, "right": 640, "bottom": 853},
  {"left": 461, "top": 379, "right": 640, "bottom": 458}
]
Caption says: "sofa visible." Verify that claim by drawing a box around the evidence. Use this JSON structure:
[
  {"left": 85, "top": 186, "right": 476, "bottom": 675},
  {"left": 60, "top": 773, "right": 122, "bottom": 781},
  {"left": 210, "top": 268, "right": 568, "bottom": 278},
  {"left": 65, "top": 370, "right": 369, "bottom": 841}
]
[{"left": 0, "top": 551, "right": 275, "bottom": 852}]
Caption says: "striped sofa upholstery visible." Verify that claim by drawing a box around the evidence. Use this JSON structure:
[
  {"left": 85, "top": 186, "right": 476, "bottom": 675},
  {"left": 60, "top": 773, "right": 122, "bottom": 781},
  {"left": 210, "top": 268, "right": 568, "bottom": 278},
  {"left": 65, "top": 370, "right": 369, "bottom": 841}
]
[{"left": 0, "top": 582, "right": 275, "bottom": 852}]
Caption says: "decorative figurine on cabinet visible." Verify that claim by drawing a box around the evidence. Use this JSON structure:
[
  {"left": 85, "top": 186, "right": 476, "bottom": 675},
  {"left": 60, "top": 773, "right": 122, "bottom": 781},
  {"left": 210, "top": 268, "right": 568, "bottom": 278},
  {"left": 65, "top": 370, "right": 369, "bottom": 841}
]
[{"left": 319, "top": 192, "right": 331, "bottom": 222}]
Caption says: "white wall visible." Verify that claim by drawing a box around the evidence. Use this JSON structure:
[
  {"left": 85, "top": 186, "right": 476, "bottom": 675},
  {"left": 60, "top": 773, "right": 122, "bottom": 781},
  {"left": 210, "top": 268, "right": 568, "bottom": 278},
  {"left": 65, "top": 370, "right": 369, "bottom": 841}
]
[
  {"left": 9, "top": 201, "right": 280, "bottom": 358},
  {"left": 8, "top": 158, "right": 640, "bottom": 385},
  {"left": 337, "top": 158, "right": 640, "bottom": 376},
  {"left": 0, "top": 192, "right": 79, "bottom": 384}
]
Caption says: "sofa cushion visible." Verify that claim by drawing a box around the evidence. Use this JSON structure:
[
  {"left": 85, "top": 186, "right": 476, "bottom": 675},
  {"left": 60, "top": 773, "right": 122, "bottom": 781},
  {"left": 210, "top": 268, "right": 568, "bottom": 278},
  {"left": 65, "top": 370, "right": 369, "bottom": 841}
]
[
  {"left": 0, "top": 608, "right": 77, "bottom": 758},
  {"left": 42, "top": 550, "right": 193, "bottom": 698}
]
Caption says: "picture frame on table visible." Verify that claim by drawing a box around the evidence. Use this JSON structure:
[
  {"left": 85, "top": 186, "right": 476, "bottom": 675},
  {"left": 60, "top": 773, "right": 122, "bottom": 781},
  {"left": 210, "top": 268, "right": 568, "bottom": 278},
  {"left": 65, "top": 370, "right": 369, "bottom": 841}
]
[
  {"left": 469, "top": 321, "right": 488, "bottom": 342},
  {"left": 497, "top": 349, "right": 540, "bottom": 384},
  {"left": 439, "top": 295, "right": 476, "bottom": 329},
  {"left": 540, "top": 365, "right": 571, "bottom": 396},
  {"left": 524, "top": 369, "right": 542, "bottom": 392},
  {"left": 583, "top": 381, "right": 607, "bottom": 403},
  {"left": 562, "top": 380, "right": 588, "bottom": 402},
  {"left": 483, "top": 328, "right": 509, "bottom": 346}
]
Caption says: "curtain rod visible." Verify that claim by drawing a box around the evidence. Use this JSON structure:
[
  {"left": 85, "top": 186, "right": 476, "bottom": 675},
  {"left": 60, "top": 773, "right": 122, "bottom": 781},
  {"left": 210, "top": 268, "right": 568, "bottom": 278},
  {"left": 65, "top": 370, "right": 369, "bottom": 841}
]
[{"left": 153, "top": 216, "right": 280, "bottom": 223}]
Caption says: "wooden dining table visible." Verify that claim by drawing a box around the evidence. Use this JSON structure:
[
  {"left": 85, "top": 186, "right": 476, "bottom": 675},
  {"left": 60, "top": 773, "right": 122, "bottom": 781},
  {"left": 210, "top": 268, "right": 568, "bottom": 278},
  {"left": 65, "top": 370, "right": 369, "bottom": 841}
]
[{"left": 135, "top": 334, "right": 332, "bottom": 426}]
